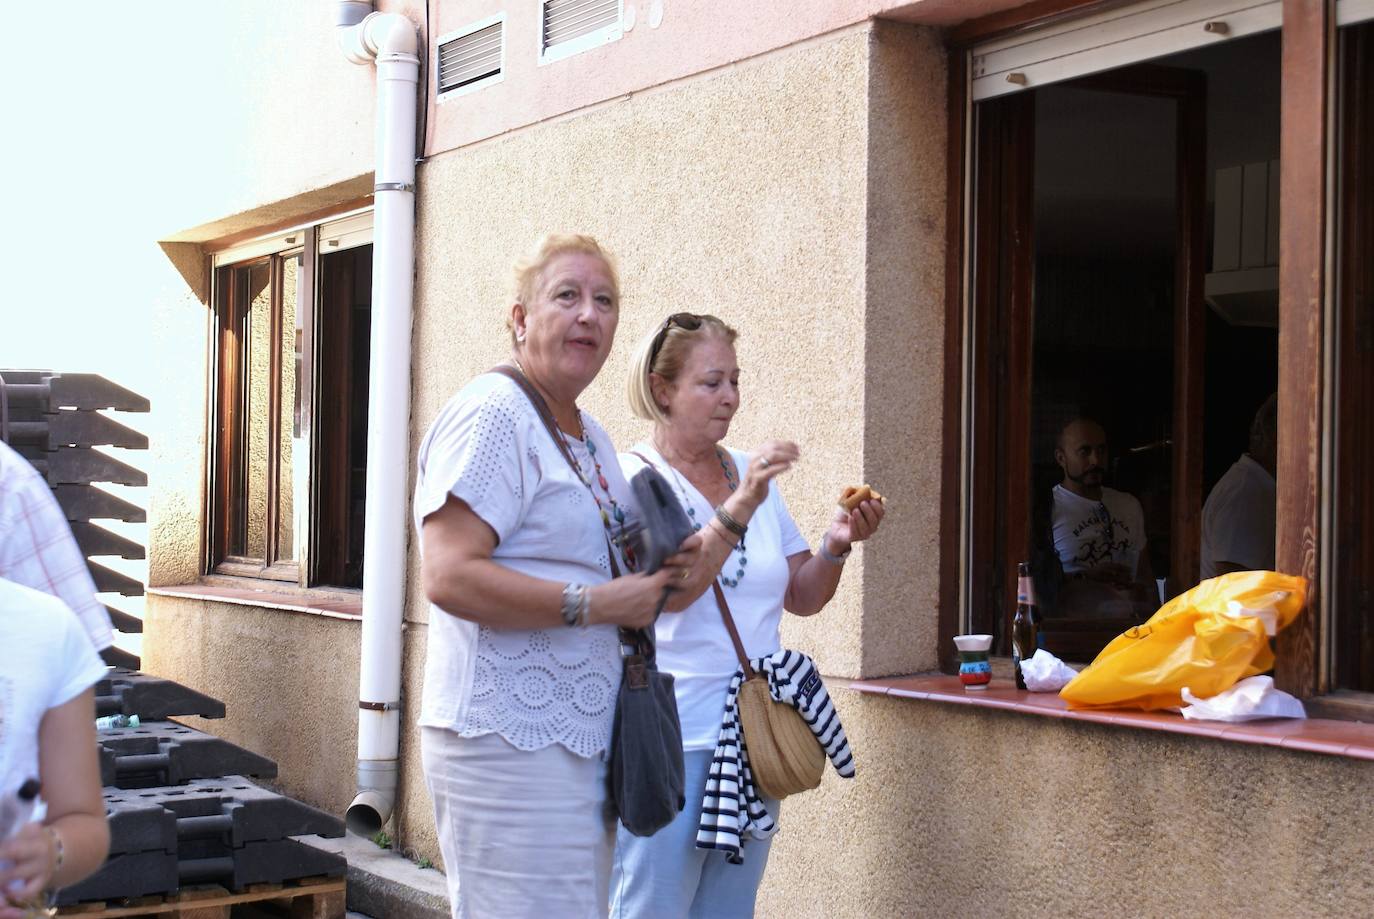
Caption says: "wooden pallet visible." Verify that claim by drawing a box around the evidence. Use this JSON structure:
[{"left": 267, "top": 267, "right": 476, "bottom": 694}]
[{"left": 57, "top": 875, "right": 345, "bottom": 919}]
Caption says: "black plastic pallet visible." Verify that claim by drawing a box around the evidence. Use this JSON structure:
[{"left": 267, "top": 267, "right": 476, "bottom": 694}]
[
  {"left": 59, "top": 837, "right": 345, "bottom": 905},
  {"left": 58, "top": 777, "right": 345, "bottom": 905},
  {"left": 98, "top": 721, "right": 277, "bottom": 789},
  {"left": 96, "top": 670, "right": 226, "bottom": 721}
]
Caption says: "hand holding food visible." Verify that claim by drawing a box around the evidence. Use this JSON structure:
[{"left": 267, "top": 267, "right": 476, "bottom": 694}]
[{"left": 838, "top": 484, "right": 886, "bottom": 512}]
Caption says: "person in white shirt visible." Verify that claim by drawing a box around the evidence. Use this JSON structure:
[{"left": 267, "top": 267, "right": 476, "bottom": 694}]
[
  {"left": 1200, "top": 394, "right": 1277, "bottom": 581},
  {"left": 415, "top": 235, "right": 699, "bottom": 919},
  {"left": 610, "top": 313, "right": 885, "bottom": 918},
  {"left": 0, "top": 578, "right": 109, "bottom": 915},
  {"left": 1048, "top": 418, "right": 1155, "bottom": 618}
]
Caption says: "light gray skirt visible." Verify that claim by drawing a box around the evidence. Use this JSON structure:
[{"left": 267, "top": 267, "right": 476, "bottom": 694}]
[{"left": 421, "top": 727, "right": 615, "bottom": 919}]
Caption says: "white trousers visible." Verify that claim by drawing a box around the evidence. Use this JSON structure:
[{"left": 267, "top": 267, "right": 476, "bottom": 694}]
[{"left": 421, "top": 727, "right": 615, "bottom": 919}]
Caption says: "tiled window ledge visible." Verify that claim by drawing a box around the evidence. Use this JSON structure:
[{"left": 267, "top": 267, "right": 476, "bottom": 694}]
[
  {"left": 848, "top": 675, "right": 1374, "bottom": 762},
  {"left": 148, "top": 581, "right": 362, "bottom": 620}
]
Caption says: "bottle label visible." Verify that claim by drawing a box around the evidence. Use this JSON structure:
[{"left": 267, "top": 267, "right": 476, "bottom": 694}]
[{"left": 1017, "top": 576, "right": 1036, "bottom": 606}]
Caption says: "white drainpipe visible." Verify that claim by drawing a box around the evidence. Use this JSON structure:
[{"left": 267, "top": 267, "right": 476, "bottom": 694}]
[{"left": 336, "top": 0, "right": 419, "bottom": 836}]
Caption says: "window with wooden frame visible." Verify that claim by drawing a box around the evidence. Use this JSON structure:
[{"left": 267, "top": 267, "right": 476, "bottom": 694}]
[
  {"left": 942, "top": 0, "right": 1374, "bottom": 712},
  {"left": 208, "top": 213, "right": 373, "bottom": 589},
  {"left": 1324, "top": 9, "right": 1374, "bottom": 701}
]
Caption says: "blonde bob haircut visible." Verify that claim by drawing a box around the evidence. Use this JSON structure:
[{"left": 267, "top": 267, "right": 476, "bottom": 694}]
[
  {"left": 507, "top": 233, "right": 621, "bottom": 346},
  {"left": 626, "top": 313, "right": 738, "bottom": 427}
]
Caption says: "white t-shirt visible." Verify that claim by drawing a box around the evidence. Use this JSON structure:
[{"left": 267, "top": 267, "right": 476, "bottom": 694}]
[
  {"left": 413, "top": 373, "right": 632, "bottom": 758},
  {"left": 1200, "top": 454, "right": 1275, "bottom": 581},
  {"left": 1051, "top": 484, "right": 1148, "bottom": 577},
  {"left": 0, "top": 578, "right": 106, "bottom": 815},
  {"left": 620, "top": 445, "right": 810, "bottom": 751}
]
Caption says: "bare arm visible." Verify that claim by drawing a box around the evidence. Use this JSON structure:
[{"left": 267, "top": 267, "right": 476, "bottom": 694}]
[
  {"left": 421, "top": 494, "right": 690, "bottom": 630},
  {"left": 0, "top": 688, "right": 109, "bottom": 914},
  {"left": 662, "top": 440, "right": 799, "bottom": 612},
  {"left": 784, "top": 500, "right": 886, "bottom": 616}
]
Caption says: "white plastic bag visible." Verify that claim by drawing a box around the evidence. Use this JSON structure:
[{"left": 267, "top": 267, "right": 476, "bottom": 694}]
[
  {"left": 1021, "top": 649, "right": 1078, "bottom": 693},
  {"left": 1179, "top": 675, "right": 1306, "bottom": 722}
]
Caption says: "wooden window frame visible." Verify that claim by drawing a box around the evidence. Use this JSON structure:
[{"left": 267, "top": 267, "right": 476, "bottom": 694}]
[
  {"left": 940, "top": 0, "right": 1372, "bottom": 717},
  {"left": 208, "top": 241, "right": 314, "bottom": 584}
]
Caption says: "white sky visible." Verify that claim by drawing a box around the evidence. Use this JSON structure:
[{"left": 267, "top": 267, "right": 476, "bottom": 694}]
[{"left": 0, "top": 2, "right": 261, "bottom": 385}]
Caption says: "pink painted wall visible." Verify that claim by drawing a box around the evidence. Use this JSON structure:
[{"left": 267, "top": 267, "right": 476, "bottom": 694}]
[{"left": 425, "top": 0, "right": 1028, "bottom": 157}]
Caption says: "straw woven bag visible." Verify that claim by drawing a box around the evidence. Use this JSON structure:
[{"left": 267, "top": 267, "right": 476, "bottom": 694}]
[{"left": 711, "top": 583, "right": 825, "bottom": 799}]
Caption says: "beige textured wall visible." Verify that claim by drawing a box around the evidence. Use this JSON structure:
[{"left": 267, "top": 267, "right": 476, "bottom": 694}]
[
  {"left": 857, "top": 22, "right": 948, "bottom": 677},
  {"left": 143, "top": 597, "right": 360, "bottom": 816},
  {"left": 411, "top": 24, "right": 875, "bottom": 674},
  {"left": 760, "top": 692, "right": 1374, "bottom": 918},
  {"left": 394, "top": 625, "right": 439, "bottom": 859}
]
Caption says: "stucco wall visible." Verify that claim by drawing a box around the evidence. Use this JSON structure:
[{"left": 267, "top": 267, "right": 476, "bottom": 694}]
[
  {"left": 760, "top": 692, "right": 1374, "bottom": 918},
  {"left": 142, "top": 598, "right": 361, "bottom": 817},
  {"left": 858, "top": 21, "right": 948, "bottom": 677}
]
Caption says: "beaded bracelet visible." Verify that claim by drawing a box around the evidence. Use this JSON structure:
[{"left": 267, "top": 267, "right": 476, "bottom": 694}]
[
  {"left": 714, "top": 506, "right": 747, "bottom": 540},
  {"left": 47, "top": 824, "right": 64, "bottom": 876}
]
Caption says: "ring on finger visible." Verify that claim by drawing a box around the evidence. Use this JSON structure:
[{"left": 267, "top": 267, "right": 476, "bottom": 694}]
[
  {"left": 679, "top": 568, "right": 691, "bottom": 581},
  {"left": 759, "top": 457, "right": 770, "bottom": 468}
]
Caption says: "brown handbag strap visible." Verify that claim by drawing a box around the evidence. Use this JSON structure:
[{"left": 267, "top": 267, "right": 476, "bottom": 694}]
[
  {"left": 490, "top": 365, "right": 584, "bottom": 488},
  {"left": 711, "top": 581, "right": 758, "bottom": 681}
]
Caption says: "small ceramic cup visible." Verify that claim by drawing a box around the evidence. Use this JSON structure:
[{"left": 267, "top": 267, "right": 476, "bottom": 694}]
[{"left": 953, "top": 634, "right": 993, "bottom": 690}]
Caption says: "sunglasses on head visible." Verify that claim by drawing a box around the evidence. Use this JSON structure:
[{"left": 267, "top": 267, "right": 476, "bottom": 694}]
[{"left": 647, "top": 312, "right": 703, "bottom": 369}]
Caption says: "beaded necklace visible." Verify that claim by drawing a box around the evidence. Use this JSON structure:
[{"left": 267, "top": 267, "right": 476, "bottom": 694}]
[
  {"left": 559, "top": 413, "right": 637, "bottom": 571},
  {"left": 658, "top": 444, "right": 748, "bottom": 588}
]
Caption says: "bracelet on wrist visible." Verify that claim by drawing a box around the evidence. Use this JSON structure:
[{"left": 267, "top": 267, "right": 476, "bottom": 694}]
[
  {"left": 47, "top": 824, "right": 64, "bottom": 879},
  {"left": 714, "top": 506, "right": 747, "bottom": 540},
  {"left": 818, "top": 538, "right": 851, "bottom": 566},
  {"left": 561, "top": 583, "right": 589, "bottom": 628},
  {"left": 707, "top": 517, "right": 741, "bottom": 547}
]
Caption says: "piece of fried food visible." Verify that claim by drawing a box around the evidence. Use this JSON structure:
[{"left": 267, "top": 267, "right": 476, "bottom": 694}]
[{"left": 838, "top": 484, "right": 885, "bottom": 512}]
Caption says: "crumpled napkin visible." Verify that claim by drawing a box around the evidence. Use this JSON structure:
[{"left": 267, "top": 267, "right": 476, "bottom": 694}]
[
  {"left": 1180, "top": 675, "right": 1306, "bottom": 722},
  {"left": 1021, "top": 648, "right": 1078, "bottom": 692}
]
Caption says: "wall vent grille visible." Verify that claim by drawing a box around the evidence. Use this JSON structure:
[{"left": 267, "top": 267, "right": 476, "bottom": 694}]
[
  {"left": 438, "top": 20, "right": 502, "bottom": 96},
  {"left": 542, "top": 0, "right": 620, "bottom": 58}
]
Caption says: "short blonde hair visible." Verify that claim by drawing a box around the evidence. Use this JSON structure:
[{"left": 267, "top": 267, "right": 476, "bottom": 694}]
[
  {"left": 508, "top": 234, "right": 621, "bottom": 346},
  {"left": 626, "top": 313, "right": 738, "bottom": 426}
]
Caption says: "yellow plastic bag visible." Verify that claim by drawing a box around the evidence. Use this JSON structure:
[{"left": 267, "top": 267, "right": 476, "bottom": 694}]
[{"left": 1059, "top": 571, "right": 1307, "bottom": 711}]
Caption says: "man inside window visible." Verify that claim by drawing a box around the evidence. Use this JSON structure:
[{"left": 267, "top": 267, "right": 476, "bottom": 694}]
[
  {"left": 1042, "top": 418, "right": 1155, "bottom": 619},
  {"left": 1200, "top": 394, "right": 1277, "bottom": 582}
]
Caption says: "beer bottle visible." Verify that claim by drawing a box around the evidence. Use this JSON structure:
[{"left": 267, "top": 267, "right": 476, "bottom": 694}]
[{"left": 1012, "top": 561, "right": 1039, "bottom": 690}]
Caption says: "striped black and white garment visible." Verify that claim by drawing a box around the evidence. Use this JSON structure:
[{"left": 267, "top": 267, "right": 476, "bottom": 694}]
[{"left": 695, "top": 649, "right": 855, "bottom": 863}]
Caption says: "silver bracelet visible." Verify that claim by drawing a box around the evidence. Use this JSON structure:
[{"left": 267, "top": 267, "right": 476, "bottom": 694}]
[
  {"left": 561, "top": 583, "right": 587, "bottom": 627},
  {"left": 818, "top": 539, "right": 851, "bottom": 566}
]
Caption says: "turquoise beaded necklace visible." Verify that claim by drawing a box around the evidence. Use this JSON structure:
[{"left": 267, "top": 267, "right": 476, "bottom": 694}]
[{"left": 661, "top": 445, "right": 748, "bottom": 588}]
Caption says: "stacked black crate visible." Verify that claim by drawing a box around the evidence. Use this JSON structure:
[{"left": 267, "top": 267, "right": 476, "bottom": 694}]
[{"left": 61, "top": 675, "right": 345, "bottom": 906}]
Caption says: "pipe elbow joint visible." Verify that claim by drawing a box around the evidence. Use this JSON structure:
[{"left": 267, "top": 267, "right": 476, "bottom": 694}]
[
  {"left": 347, "top": 756, "right": 399, "bottom": 836},
  {"left": 365, "top": 12, "right": 420, "bottom": 60},
  {"left": 346, "top": 788, "right": 394, "bottom": 838},
  {"left": 338, "top": 11, "right": 419, "bottom": 65}
]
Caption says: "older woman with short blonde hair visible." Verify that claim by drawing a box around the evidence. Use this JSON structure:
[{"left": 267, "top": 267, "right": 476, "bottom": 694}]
[
  {"left": 415, "top": 235, "right": 698, "bottom": 919},
  {"left": 611, "top": 313, "right": 884, "bottom": 917}
]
